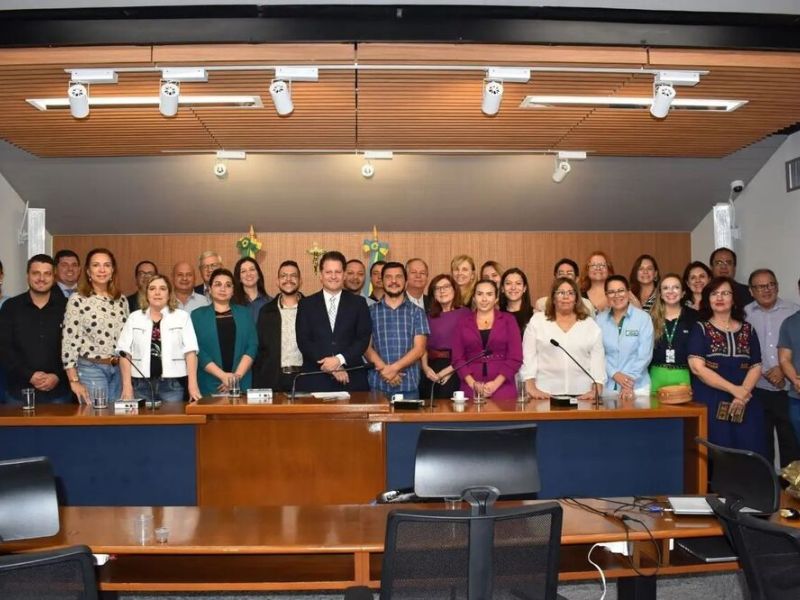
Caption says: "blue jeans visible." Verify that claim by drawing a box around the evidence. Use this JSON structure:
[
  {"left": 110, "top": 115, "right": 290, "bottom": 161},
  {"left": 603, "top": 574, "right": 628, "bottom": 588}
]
[
  {"left": 133, "top": 377, "right": 185, "bottom": 402},
  {"left": 77, "top": 358, "right": 122, "bottom": 400}
]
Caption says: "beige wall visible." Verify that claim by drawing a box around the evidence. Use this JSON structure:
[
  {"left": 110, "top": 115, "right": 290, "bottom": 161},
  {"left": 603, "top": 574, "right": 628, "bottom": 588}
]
[{"left": 53, "top": 231, "right": 690, "bottom": 298}]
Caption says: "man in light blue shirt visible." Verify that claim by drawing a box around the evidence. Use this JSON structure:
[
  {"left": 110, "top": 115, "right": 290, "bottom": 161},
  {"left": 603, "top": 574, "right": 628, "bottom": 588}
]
[
  {"left": 597, "top": 275, "right": 654, "bottom": 397},
  {"left": 746, "top": 268, "right": 800, "bottom": 466}
]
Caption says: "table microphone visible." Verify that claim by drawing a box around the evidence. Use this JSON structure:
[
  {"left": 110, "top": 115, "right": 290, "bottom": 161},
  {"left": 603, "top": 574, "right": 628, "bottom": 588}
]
[
  {"left": 549, "top": 339, "right": 600, "bottom": 409},
  {"left": 430, "top": 349, "right": 491, "bottom": 408},
  {"left": 118, "top": 351, "right": 160, "bottom": 409},
  {"left": 290, "top": 362, "right": 374, "bottom": 401}
]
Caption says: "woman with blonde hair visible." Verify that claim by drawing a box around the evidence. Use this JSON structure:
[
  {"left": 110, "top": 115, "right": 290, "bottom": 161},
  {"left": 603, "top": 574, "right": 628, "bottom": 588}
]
[
  {"left": 117, "top": 274, "right": 201, "bottom": 403},
  {"left": 451, "top": 254, "right": 477, "bottom": 307},
  {"left": 649, "top": 273, "right": 698, "bottom": 393},
  {"left": 580, "top": 251, "right": 614, "bottom": 314},
  {"left": 62, "top": 247, "right": 129, "bottom": 403}
]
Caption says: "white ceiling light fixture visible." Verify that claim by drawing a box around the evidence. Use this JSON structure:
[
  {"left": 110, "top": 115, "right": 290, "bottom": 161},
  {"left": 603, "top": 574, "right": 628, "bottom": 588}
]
[
  {"left": 66, "top": 69, "right": 117, "bottom": 119},
  {"left": 27, "top": 95, "right": 263, "bottom": 112},
  {"left": 159, "top": 68, "right": 207, "bottom": 117},
  {"left": 213, "top": 150, "right": 246, "bottom": 179},
  {"left": 521, "top": 95, "right": 746, "bottom": 113},
  {"left": 649, "top": 71, "right": 699, "bottom": 119},
  {"left": 481, "top": 67, "right": 530, "bottom": 116},
  {"left": 360, "top": 150, "right": 393, "bottom": 179},
  {"left": 551, "top": 151, "right": 586, "bottom": 184},
  {"left": 269, "top": 66, "right": 319, "bottom": 117}
]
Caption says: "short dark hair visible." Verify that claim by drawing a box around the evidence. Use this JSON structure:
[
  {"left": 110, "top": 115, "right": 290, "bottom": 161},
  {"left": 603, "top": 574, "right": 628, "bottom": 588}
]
[
  {"left": 748, "top": 268, "right": 777, "bottom": 287},
  {"left": 278, "top": 260, "right": 300, "bottom": 276},
  {"left": 54, "top": 249, "right": 79, "bottom": 264},
  {"left": 605, "top": 274, "right": 629, "bottom": 292},
  {"left": 134, "top": 260, "right": 158, "bottom": 276},
  {"left": 27, "top": 254, "right": 55, "bottom": 271},
  {"left": 370, "top": 260, "right": 386, "bottom": 275},
  {"left": 381, "top": 261, "right": 406, "bottom": 280},
  {"left": 345, "top": 259, "right": 365, "bottom": 269},
  {"left": 553, "top": 258, "right": 579, "bottom": 277},
  {"left": 710, "top": 247, "right": 737, "bottom": 266},
  {"left": 319, "top": 251, "right": 346, "bottom": 271}
]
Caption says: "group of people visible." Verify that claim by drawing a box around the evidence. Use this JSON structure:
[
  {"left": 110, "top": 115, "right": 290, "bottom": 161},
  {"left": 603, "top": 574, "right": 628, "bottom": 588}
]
[{"left": 2, "top": 245, "right": 800, "bottom": 466}]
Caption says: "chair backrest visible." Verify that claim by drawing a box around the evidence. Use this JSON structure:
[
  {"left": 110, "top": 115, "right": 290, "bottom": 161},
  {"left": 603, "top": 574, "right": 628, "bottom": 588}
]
[
  {"left": 414, "top": 425, "right": 540, "bottom": 501},
  {"left": 380, "top": 501, "right": 562, "bottom": 600},
  {"left": 0, "top": 456, "right": 60, "bottom": 542},
  {"left": 697, "top": 438, "right": 780, "bottom": 515},
  {"left": 0, "top": 545, "right": 98, "bottom": 600}
]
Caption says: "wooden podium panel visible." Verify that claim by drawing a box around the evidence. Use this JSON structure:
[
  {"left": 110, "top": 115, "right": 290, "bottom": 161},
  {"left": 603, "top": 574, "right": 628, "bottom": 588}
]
[{"left": 191, "top": 396, "right": 388, "bottom": 506}]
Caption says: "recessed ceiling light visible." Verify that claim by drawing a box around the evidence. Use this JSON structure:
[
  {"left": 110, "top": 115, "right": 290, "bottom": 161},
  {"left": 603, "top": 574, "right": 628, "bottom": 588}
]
[
  {"left": 26, "top": 95, "right": 263, "bottom": 112},
  {"left": 520, "top": 95, "right": 747, "bottom": 112}
]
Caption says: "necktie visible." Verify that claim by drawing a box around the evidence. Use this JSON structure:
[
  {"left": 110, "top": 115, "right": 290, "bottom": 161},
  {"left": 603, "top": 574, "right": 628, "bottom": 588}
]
[{"left": 328, "top": 295, "right": 337, "bottom": 330}]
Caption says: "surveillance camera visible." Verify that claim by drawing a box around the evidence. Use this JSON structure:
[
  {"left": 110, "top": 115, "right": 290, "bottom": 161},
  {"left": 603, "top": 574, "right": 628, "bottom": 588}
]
[
  {"left": 730, "top": 180, "right": 745, "bottom": 194},
  {"left": 213, "top": 161, "right": 227, "bottom": 178},
  {"left": 361, "top": 163, "right": 375, "bottom": 179}
]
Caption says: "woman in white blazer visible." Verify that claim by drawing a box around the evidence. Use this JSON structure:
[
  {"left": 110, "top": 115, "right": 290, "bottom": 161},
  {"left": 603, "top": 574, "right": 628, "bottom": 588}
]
[{"left": 117, "top": 274, "right": 201, "bottom": 402}]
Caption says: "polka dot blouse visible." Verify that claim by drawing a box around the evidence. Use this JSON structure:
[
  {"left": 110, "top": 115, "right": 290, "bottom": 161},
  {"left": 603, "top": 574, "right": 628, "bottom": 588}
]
[{"left": 62, "top": 293, "right": 129, "bottom": 369}]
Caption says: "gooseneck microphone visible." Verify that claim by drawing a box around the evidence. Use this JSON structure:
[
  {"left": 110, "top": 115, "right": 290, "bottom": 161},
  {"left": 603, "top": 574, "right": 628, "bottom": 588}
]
[
  {"left": 118, "top": 351, "right": 159, "bottom": 409},
  {"left": 549, "top": 339, "right": 600, "bottom": 409},
  {"left": 430, "top": 349, "right": 491, "bottom": 408},
  {"left": 290, "top": 362, "right": 374, "bottom": 400}
]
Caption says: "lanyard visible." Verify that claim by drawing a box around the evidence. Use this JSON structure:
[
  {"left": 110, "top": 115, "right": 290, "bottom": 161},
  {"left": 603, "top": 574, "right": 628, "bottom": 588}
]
[
  {"left": 664, "top": 317, "right": 680, "bottom": 348},
  {"left": 616, "top": 315, "right": 626, "bottom": 337}
]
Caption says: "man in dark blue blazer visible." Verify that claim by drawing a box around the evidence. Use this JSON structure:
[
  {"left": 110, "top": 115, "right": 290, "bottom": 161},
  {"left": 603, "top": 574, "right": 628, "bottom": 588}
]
[{"left": 295, "top": 251, "right": 373, "bottom": 391}]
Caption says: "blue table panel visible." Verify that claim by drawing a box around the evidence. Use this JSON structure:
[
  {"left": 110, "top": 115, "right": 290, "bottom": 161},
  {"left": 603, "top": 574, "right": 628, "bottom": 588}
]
[
  {"left": 0, "top": 425, "right": 196, "bottom": 505},
  {"left": 387, "top": 419, "right": 685, "bottom": 498}
]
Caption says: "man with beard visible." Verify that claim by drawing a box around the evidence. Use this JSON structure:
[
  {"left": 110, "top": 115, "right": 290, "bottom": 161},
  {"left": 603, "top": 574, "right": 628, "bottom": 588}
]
[
  {"left": 0, "top": 254, "right": 70, "bottom": 403},
  {"left": 253, "top": 261, "right": 304, "bottom": 391},
  {"left": 344, "top": 258, "right": 375, "bottom": 305},
  {"left": 364, "top": 261, "right": 429, "bottom": 397}
]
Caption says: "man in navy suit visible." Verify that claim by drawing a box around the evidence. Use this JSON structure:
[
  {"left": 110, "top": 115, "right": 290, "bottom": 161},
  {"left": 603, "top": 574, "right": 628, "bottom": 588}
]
[{"left": 295, "top": 251, "right": 373, "bottom": 391}]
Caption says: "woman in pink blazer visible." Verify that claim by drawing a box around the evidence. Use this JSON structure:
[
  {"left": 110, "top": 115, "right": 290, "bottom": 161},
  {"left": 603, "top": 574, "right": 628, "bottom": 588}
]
[{"left": 451, "top": 279, "right": 523, "bottom": 400}]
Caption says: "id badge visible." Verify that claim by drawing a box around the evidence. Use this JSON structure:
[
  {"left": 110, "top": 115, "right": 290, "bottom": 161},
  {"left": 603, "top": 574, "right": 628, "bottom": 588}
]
[{"left": 665, "top": 348, "right": 676, "bottom": 364}]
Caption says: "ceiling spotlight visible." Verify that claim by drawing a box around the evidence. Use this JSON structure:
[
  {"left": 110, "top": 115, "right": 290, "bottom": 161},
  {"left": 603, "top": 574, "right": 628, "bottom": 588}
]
[
  {"left": 67, "top": 81, "right": 89, "bottom": 119},
  {"left": 213, "top": 160, "right": 228, "bottom": 179},
  {"left": 552, "top": 159, "right": 571, "bottom": 183},
  {"left": 482, "top": 81, "right": 504, "bottom": 116},
  {"left": 650, "top": 83, "right": 676, "bottom": 119},
  {"left": 159, "top": 80, "right": 180, "bottom": 117},
  {"left": 213, "top": 150, "right": 245, "bottom": 178},
  {"left": 269, "top": 80, "right": 293, "bottom": 116},
  {"left": 361, "top": 162, "right": 375, "bottom": 179}
]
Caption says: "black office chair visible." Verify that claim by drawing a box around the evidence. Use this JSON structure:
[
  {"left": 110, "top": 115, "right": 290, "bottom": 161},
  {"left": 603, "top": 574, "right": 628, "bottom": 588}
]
[
  {"left": 0, "top": 456, "right": 60, "bottom": 542},
  {"left": 708, "top": 496, "right": 800, "bottom": 600},
  {"left": 0, "top": 545, "right": 98, "bottom": 599},
  {"left": 346, "top": 498, "right": 563, "bottom": 600}
]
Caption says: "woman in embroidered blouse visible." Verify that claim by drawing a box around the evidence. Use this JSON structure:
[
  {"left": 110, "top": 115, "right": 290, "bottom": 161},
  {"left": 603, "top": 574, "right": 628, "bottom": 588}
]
[
  {"left": 683, "top": 261, "right": 712, "bottom": 311},
  {"left": 451, "top": 279, "right": 522, "bottom": 400},
  {"left": 520, "top": 278, "right": 605, "bottom": 400},
  {"left": 232, "top": 257, "right": 272, "bottom": 323},
  {"left": 62, "top": 247, "right": 129, "bottom": 404},
  {"left": 419, "top": 274, "right": 469, "bottom": 399},
  {"left": 649, "top": 274, "right": 698, "bottom": 393},
  {"left": 628, "top": 254, "right": 660, "bottom": 312},
  {"left": 451, "top": 254, "right": 477, "bottom": 307},
  {"left": 191, "top": 268, "right": 257, "bottom": 397},
  {"left": 117, "top": 274, "right": 202, "bottom": 403},
  {"left": 580, "top": 251, "right": 614, "bottom": 314},
  {"left": 688, "top": 276, "right": 765, "bottom": 454}
]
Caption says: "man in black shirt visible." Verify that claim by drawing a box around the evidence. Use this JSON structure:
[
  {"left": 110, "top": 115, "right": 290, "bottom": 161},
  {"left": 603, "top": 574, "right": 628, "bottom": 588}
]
[
  {"left": 710, "top": 247, "right": 753, "bottom": 307},
  {"left": 0, "top": 254, "right": 70, "bottom": 403}
]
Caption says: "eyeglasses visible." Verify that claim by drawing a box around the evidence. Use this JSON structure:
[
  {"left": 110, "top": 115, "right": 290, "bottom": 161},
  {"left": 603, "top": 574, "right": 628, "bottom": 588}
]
[
  {"left": 589, "top": 263, "right": 608, "bottom": 270},
  {"left": 201, "top": 262, "right": 222, "bottom": 272},
  {"left": 712, "top": 259, "right": 734, "bottom": 267},
  {"left": 434, "top": 284, "right": 453, "bottom": 292},
  {"left": 606, "top": 288, "right": 627, "bottom": 297},
  {"left": 555, "top": 290, "right": 576, "bottom": 297},
  {"left": 710, "top": 290, "right": 733, "bottom": 298},
  {"left": 750, "top": 282, "right": 776, "bottom": 292}
]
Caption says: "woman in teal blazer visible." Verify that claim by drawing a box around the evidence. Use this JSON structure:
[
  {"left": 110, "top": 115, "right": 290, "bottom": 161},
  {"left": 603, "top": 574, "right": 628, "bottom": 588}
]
[{"left": 191, "top": 268, "right": 258, "bottom": 397}]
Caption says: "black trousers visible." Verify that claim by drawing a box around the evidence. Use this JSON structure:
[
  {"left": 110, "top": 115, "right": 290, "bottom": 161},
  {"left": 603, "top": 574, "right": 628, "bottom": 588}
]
[{"left": 753, "top": 387, "right": 800, "bottom": 467}]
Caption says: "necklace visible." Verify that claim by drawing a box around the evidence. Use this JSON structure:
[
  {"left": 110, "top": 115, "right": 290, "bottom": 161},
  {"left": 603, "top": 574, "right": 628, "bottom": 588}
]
[{"left": 712, "top": 317, "right": 732, "bottom": 331}]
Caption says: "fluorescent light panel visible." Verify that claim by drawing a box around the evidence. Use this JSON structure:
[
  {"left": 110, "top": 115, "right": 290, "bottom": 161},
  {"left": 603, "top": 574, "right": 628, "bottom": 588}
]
[
  {"left": 520, "top": 95, "right": 747, "bottom": 112},
  {"left": 27, "top": 95, "right": 263, "bottom": 111}
]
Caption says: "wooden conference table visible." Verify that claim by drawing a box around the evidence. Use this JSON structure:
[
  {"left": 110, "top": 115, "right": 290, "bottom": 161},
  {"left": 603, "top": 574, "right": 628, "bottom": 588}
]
[
  {"left": 7, "top": 496, "right": 795, "bottom": 594},
  {"left": 0, "top": 393, "right": 708, "bottom": 505}
]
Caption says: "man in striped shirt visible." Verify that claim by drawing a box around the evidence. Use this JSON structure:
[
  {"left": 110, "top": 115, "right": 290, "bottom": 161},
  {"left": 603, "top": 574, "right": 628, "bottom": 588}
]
[{"left": 365, "top": 262, "right": 429, "bottom": 397}]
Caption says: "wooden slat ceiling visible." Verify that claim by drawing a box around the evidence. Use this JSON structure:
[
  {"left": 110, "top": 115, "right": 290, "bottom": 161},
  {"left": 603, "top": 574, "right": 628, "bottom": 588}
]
[{"left": 0, "top": 43, "right": 798, "bottom": 158}]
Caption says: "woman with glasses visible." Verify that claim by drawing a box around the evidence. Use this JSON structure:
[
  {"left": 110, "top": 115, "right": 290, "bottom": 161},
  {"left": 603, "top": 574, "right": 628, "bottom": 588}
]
[
  {"left": 682, "top": 261, "right": 712, "bottom": 311},
  {"left": 191, "top": 268, "right": 258, "bottom": 397},
  {"left": 649, "top": 274, "right": 698, "bottom": 393},
  {"left": 451, "top": 254, "right": 477, "bottom": 307},
  {"left": 688, "top": 276, "right": 765, "bottom": 453},
  {"left": 597, "top": 275, "right": 654, "bottom": 399},
  {"left": 232, "top": 257, "right": 273, "bottom": 323},
  {"left": 419, "top": 274, "right": 469, "bottom": 399},
  {"left": 451, "top": 279, "right": 522, "bottom": 400},
  {"left": 629, "top": 254, "right": 660, "bottom": 312},
  {"left": 580, "top": 251, "right": 614, "bottom": 314},
  {"left": 499, "top": 268, "right": 534, "bottom": 333},
  {"left": 520, "top": 278, "right": 605, "bottom": 400}
]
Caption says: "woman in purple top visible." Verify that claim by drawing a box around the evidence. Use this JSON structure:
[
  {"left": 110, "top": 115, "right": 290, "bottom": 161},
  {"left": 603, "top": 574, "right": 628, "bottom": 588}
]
[
  {"left": 420, "top": 274, "right": 470, "bottom": 399},
  {"left": 451, "top": 279, "right": 523, "bottom": 400}
]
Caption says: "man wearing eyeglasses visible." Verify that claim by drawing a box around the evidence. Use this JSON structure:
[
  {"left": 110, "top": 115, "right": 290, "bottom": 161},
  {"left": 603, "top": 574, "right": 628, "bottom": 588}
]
[
  {"left": 253, "top": 261, "right": 304, "bottom": 392},
  {"left": 194, "top": 250, "right": 223, "bottom": 297},
  {"left": 709, "top": 247, "right": 753, "bottom": 306},
  {"left": 746, "top": 269, "right": 800, "bottom": 466}
]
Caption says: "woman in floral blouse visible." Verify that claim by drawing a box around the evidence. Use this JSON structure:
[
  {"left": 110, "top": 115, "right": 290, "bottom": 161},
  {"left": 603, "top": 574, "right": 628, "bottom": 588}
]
[{"left": 62, "top": 248, "right": 129, "bottom": 404}]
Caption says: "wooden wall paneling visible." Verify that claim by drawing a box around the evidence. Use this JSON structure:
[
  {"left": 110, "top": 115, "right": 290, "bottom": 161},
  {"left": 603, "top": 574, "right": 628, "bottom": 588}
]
[
  {"left": 53, "top": 231, "right": 690, "bottom": 299},
  {"left": 0, "top": 46, "right": 153, "bottom": 66},
  {"left": 152, "top": 43, "right": 355, "bottom": 64}
]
